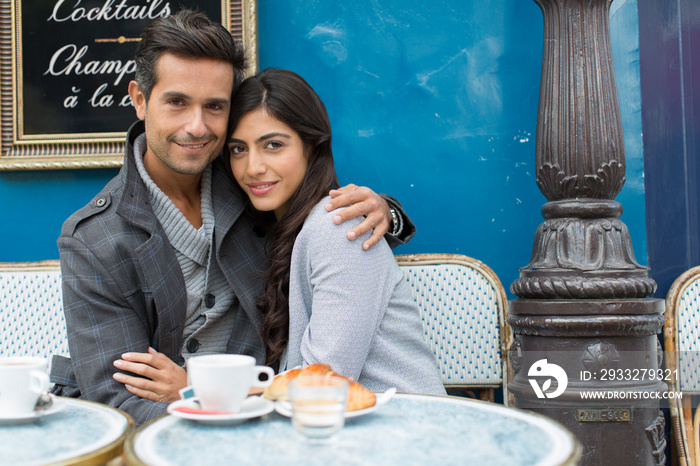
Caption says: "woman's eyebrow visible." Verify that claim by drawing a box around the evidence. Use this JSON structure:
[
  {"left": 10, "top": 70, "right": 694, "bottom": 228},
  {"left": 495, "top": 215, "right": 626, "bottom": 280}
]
[
  {"left": 255, "top": 132, "right": 292, "bottom": 144},
  {"left": 228, "top": 132, "right": 292, "bottom": 144}
]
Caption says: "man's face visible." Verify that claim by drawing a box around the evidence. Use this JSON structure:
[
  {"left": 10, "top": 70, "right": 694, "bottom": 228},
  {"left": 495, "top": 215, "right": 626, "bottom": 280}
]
[{"left": 129, "top": 53, "right": 234, "bottom": 180}]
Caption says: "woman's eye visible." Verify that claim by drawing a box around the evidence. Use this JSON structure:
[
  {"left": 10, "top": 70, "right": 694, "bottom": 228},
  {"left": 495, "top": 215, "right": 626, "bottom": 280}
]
[
  {"left": 229, "top": 145, "right": 246, "bottom": 155},
  {"left": 265, "top": 141, "right": 283, "bottom": 150}
]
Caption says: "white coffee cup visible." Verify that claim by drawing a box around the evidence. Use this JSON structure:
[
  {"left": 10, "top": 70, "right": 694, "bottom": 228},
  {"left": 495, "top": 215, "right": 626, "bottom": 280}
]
[
  {"left": 0, "top": 356, "right": 50, "bottom": 416},
  {"left": 186, "top": 354, "right": 274, "bottom": 413}
]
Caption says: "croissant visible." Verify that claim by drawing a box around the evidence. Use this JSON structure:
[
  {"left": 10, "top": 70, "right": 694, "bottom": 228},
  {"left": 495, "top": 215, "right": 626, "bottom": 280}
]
[
  {"left": 346, "top": 379, "right": 377, "bottom": 411},
  {"left": 263, "top": 363, "right": 376, "bottom": 411},
  {"left": 262, "top": 367, "right": 304, "bottom": 401}
]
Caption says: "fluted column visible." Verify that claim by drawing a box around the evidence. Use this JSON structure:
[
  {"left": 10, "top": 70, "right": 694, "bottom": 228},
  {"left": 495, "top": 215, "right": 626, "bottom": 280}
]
[
  {"left": 512, "top": 0, "right": 655, "bottom": 297},
  {"left": 508, "top": 1, "right": 666, "bottom": 464}
]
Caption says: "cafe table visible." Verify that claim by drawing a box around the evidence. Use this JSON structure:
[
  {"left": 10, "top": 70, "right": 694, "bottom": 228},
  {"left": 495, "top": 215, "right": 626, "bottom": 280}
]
[
  {"left": 125, "top": 393, "right": 581, "bottom": 465},
  {"left": 0, "top": 396, "right": 134, "bottom": 465}
]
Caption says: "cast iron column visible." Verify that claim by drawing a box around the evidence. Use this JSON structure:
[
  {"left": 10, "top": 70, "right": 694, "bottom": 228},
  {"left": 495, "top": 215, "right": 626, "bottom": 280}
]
[{"left": 507, "top": 0, "right": 666, "bottom": 464}]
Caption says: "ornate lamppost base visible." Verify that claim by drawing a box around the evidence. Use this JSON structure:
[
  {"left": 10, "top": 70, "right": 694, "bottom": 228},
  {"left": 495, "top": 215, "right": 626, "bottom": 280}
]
[{"left": 508, "top": 298, "right": 666, "bottom": 465}]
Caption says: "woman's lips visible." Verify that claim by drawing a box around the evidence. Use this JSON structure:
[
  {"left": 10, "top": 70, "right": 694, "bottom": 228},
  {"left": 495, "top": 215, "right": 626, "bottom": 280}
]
[{"left": 248, "top": 182, "right": 277, "bottom": 195}]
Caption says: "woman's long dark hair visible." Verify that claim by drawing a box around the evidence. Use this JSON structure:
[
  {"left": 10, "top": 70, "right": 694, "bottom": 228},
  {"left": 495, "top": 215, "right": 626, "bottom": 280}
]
[{"left": 228, "top": 68, "right": 339, "bottom": 365}]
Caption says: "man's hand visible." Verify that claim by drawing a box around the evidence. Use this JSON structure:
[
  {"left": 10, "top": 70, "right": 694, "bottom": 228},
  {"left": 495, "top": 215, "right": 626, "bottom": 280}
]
[
  {"left": 113, "top": 347, "right": 187, "bottom": 403},
  {"left": 325, "top": 184, "right": 391, "bottom": 250}
]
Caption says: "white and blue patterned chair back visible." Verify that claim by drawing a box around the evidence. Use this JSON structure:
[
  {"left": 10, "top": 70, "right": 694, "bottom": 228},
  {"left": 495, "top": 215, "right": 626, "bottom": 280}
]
[
  {"left": 396, "top": 254, "right": 509, "bottom": 401},
  {"left": 672, "top": 271, "right": 700, "bottom": 394},
  {"left": 0, "top": 261, "right": 69, "bottom": 359},
  {"left": 665, "top": 265, "right": 700, "bottom": 466}
]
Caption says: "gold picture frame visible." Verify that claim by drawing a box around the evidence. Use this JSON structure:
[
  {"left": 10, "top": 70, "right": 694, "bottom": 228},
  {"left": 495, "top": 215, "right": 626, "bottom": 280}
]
[{"left": 0, "top": 0, "right": 257, "bottom": 170}]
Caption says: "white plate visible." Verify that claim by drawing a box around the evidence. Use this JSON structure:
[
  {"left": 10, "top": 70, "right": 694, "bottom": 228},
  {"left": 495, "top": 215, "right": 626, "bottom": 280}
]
[
  {"left": 0, "top": 396, "right": 66, "bottom": 425},
  {"left": 168, "top": 396, "right": 275, "bottom": 426},
  {"left": 275, "top": 387, "right": 397, "bottom": 419}
]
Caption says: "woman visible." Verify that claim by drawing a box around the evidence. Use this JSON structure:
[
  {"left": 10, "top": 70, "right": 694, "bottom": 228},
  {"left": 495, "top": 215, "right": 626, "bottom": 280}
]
[{"left": 228, "top": 68, "right": 445, "bottom": 395}]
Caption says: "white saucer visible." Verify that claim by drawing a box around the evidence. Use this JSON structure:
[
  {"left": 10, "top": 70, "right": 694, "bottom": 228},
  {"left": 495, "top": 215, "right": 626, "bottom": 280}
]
[
  {"left": 168, "top": 396, "right": 275, "bottom": 426},
  {"left": 275, "top": 387, "right": 397, "bottom": 419},
  {"left": 0, "top": 396, "right": 66, "bottom": 425}
]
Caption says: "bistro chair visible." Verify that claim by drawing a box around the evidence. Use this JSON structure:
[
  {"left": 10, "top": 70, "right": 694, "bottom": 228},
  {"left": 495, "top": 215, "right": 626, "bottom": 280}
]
[
  {"left": 0, "top": 260, "right": 69, "bottom": 359},
  {"left": 665, "top": 265, "right": 700, "bottom": 466},
  {"left": 395, "top": 253, "right": 510, "bottom": 403}
]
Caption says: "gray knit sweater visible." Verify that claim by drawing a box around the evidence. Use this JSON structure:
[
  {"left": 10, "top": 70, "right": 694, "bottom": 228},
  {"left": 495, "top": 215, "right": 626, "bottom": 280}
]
[
  {"left": 134, "top": 135, "right": 236, "bottom": 360},
  {"left": 282, "top": 197, "right": 445, "bottom": 395}
]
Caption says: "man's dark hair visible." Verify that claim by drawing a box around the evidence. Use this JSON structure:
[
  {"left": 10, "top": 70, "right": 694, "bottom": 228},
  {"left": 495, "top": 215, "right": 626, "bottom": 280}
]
[{"left": 134, "top": 9, "right": 246, "bottom": 101}]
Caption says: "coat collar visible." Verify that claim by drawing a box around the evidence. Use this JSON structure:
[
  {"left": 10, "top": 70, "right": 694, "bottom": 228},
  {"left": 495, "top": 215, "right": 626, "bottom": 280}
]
[{"left": 115, "top": 120, "right": 161, "bottom": 233}]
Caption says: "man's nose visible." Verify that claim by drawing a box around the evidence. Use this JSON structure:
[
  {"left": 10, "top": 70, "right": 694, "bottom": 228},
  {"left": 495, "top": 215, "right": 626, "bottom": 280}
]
[{"left": 184, "top": 109, "right": 207, "bottom": 138}]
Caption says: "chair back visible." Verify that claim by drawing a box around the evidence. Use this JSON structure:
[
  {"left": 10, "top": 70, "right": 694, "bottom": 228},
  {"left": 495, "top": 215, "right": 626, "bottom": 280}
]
[
  {"left": 396, "top": 253, "right": 509, "bottom": 401},
  {"left": 665, "top": 265, "right": 700, "bottom": 466},
  {"left": 0, "top": 260, "right": 69, "bottom": 359}
]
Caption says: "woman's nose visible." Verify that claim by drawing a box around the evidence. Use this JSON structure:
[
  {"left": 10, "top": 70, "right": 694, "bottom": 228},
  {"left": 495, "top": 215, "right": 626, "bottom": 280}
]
[{"left": 247, "top": 151, "right": 266, "bottom": 176}]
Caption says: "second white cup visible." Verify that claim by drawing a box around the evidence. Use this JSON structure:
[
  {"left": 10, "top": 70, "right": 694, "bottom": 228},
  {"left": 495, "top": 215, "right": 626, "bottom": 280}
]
[
  {"left": 0, "top": 356, "right": 50, "bottom": 417},
  {"left": 187, "top": 354, "right": 274, "bottom": 413}
]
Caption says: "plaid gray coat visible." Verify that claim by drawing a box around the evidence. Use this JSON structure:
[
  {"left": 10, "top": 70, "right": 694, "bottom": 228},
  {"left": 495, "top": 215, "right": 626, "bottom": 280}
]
[{"left": 50, "top": 121, "right": 268, "bottom": 425}]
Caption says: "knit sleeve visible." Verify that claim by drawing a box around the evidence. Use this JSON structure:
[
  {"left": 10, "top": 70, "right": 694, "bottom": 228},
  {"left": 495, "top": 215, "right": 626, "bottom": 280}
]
[{"left": 295, "top": 203, "right": 398, "bottom": 381}]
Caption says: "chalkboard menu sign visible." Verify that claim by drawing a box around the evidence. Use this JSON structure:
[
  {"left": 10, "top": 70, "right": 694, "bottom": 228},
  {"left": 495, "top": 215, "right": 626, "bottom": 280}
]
[{"left": 0, "top": 0, "right": 256, "bottom": 170}]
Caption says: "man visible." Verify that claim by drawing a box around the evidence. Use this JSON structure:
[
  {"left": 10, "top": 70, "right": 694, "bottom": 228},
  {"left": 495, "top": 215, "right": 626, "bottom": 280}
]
[{"left": 50, "top": 10, "right": 414, "bottom": 426}]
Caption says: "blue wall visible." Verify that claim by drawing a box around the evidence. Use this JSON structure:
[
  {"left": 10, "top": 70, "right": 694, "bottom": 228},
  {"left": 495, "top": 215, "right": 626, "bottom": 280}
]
[
  {"left": 0, "top": 0, "right": 646, "bottom": 298},
  {"left": 257, "top": 0, "right": 647, "bottom": 295}
]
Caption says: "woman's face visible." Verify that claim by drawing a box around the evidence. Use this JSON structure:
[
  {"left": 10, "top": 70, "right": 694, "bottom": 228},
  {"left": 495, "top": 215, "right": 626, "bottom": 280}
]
[{"left": 229, "top": 109, "right": 309, "bottom": 220}]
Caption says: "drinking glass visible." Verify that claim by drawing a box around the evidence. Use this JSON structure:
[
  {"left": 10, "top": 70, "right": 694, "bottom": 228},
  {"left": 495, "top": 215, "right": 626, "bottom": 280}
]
[{"left": 289, "top": 375, "right": 349, "bottom": 444}]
